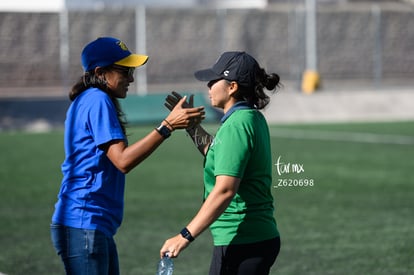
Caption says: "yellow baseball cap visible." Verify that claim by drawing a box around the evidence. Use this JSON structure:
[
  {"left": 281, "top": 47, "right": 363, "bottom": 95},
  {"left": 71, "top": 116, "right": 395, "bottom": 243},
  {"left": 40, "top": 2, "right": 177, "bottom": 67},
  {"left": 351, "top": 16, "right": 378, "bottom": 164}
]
[{"left": 81, "top": 37, "right": 148, "bottom": 71}]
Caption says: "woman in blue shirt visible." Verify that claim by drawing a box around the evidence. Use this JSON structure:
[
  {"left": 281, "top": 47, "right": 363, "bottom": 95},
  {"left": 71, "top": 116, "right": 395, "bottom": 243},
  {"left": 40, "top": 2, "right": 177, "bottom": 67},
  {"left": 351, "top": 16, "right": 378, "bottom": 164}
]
[{"left": 50, "top": 37, "right": 205, "bottom": 275}]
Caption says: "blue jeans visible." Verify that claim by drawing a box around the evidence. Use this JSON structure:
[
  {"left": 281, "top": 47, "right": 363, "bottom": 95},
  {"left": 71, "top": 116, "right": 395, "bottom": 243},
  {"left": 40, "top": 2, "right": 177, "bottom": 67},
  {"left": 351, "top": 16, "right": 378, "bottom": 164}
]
[{"left": 50, "top": 224, "right": 120, "bottom": 275}]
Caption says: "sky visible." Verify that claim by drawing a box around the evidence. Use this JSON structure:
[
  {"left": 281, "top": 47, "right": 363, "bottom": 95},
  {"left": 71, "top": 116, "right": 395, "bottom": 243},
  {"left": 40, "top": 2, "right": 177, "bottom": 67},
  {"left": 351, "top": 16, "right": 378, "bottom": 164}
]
[
  {"left": 0, "top": 0, "right": 64, "bottom": 12},
  {"left": 0, "top": 0, "right": 267, "bottom": 11}
]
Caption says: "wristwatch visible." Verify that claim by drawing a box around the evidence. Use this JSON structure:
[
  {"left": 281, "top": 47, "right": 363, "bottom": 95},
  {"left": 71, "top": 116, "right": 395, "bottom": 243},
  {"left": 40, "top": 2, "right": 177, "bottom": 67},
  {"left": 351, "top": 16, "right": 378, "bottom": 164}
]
[
  {"left": 180, "top": 227, "right": 194, "bottom": 242},
  {"left": 155, "top": 124, "right": 171, "bottom": 139}
]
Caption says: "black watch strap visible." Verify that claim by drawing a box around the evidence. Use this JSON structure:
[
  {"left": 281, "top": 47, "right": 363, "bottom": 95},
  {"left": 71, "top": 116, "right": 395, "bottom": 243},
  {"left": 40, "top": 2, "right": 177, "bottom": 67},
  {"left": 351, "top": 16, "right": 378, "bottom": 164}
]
[
  {"left": 180, "top": 227, "right": 194, "bottom": 242},
  {"left": 155, "top": 124, "right": 171, "bottom": 139}
]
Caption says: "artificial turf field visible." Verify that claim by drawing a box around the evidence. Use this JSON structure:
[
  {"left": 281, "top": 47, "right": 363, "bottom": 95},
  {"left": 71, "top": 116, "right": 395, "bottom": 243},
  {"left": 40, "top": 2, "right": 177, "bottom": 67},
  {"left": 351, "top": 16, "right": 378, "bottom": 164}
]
[{"left": 0, "top": 121, "right": 413, "bottom": 274}]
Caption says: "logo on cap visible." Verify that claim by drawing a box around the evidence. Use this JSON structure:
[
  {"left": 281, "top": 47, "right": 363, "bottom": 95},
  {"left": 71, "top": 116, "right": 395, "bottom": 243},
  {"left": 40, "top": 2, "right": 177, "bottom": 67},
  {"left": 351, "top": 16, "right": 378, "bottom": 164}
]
[
  {"left": 224, "top": 70, "right": 229, "bottom": 76},
  {"left": 117, "top": 41, "right": 129, "bottom": 51}
]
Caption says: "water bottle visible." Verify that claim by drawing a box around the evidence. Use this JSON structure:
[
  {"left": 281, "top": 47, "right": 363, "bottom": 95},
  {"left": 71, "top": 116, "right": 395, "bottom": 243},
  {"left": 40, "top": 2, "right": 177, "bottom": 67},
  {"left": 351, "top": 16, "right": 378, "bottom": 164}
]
[{"left": 156, "top": 254, "right": 174, "bottom": 275}]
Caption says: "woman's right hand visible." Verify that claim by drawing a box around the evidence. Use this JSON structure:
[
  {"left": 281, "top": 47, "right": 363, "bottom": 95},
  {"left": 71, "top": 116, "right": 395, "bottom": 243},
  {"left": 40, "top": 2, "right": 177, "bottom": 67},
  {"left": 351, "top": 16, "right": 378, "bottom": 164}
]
[{"left": 165, "top": 96, "right": 205, "bottom": 130}]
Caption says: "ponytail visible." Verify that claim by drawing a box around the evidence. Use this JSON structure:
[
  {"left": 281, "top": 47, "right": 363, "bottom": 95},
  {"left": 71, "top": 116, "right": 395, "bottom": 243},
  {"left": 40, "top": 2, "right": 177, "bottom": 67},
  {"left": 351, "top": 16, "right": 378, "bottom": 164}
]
[{"left": 234, "top": 68, "right": 281, "bottom": 109}]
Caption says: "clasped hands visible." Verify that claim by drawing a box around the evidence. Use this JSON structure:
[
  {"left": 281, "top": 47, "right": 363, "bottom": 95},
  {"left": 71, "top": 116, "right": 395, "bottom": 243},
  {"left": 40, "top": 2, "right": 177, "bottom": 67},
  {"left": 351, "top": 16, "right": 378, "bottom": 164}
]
[{"left": 164, "top": 91, "right": 205, "bottom": 130}]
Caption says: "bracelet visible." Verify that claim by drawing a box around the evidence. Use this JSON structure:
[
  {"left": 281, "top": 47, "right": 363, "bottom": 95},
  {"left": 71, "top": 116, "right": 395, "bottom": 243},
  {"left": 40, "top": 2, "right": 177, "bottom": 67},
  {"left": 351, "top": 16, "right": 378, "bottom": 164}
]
[
  {"left": 180, "top": 227, "right": 194, "bottom": 242},
  {"left": 163, "top": 119, "right": 174, "bottom": 130}
]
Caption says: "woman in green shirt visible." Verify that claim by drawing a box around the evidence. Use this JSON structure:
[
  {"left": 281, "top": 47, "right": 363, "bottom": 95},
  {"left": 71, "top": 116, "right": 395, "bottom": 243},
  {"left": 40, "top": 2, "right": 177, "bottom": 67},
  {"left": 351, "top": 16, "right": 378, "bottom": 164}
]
[{"left": 161, "top": 51, "right": 281, "bottom": 275}]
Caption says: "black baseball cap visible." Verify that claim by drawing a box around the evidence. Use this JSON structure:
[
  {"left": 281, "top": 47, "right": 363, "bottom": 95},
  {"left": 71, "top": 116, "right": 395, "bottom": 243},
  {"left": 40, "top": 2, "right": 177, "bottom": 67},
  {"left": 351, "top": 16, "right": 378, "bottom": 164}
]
[{"left": 194, "top": 51, "right": 259, "bottom": 87}]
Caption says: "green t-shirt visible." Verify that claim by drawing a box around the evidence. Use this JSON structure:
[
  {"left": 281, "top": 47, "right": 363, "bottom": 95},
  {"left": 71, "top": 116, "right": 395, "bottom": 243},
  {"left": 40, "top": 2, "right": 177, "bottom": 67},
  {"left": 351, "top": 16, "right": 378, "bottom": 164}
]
[{"left": 204, "top": 109, "right": 279, "bottom": 245}]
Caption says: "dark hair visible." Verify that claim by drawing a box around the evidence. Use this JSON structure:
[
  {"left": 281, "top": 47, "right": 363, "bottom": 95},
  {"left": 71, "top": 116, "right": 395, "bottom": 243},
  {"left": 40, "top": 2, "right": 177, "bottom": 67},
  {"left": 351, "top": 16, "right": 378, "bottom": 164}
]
[
  {"left": 69, "top": 69, "right": 127, "bottom": 134},
  {"left": 233, "top": 67, "right": 280, "bottom": 110}
]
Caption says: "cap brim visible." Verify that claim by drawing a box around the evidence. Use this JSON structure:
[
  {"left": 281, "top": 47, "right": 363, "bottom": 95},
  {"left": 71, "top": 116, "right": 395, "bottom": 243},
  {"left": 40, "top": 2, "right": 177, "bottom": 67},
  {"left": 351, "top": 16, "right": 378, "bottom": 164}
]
[
  {"left": 194, "top": 68, "right": 222, "bottom": 82},
  {"left": 115, "top": 54, "right": 149, "bottom": 68}
]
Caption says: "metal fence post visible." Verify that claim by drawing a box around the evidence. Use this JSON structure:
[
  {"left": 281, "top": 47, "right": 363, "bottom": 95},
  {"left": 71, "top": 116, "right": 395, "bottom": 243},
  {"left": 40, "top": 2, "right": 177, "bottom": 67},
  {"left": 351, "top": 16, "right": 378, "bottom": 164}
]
[
  {"left": 59, "top": 7, "right": 69, "bottom": 92},
  {"left": 135, "top": 6, "right": 147, "bottom": 95},
  {"left": 372, "top": 4, "right": 383, "bottom": 87},
  {"left": 305, "top": 0, "right": 317, "bottom": 73},
  {"left": 217, "top": 8, "right": 227, "bottom": 53},
  {"left": 302, "top": 0, "right": 320, "bottom": 94}
]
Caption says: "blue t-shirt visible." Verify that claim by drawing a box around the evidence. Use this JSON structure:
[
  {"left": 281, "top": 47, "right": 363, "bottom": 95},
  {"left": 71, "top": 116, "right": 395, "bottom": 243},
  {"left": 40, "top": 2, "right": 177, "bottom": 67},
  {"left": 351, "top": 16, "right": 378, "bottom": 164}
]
[{"left": 52, "top": 88, "right": 126, "bottom": 236}]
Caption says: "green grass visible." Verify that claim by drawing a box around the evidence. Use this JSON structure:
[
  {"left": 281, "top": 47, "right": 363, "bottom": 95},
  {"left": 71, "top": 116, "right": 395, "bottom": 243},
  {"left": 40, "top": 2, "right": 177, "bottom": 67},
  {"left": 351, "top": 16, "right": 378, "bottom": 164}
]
[{"left": 0, "top": 121, "right": 413, "bottom": 274}]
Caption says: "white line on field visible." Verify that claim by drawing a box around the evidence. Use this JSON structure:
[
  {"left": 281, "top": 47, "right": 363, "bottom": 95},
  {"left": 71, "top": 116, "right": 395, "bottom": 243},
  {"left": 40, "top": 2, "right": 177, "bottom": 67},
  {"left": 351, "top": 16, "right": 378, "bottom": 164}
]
[{"left": 270, "top": 128, "right": 414, "bottom": 145}]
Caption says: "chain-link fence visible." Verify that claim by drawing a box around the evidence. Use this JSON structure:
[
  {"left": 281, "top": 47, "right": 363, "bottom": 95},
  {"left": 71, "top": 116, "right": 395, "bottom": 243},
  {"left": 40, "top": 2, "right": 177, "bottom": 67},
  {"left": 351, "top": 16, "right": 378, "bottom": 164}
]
[{"left": 0, "top": 2, "right": 413, "bottom": 95}]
